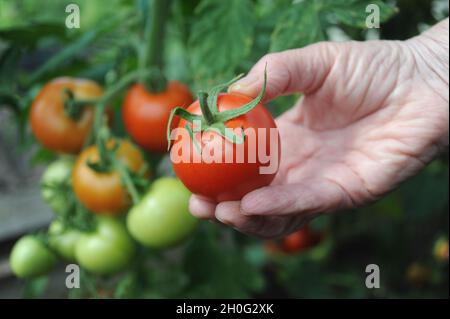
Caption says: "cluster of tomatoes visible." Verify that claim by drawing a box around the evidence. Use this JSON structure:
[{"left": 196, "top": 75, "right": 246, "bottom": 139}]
[
  {"left": 10, "top": 77, "right": 199, "bottom": 278},
  {"left": 10, "top": 70, "right": 282, "bottom": 279}
]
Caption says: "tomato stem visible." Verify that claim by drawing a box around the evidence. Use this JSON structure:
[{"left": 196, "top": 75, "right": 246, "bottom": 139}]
[
  {"left": 140, "top": 0, "right": 171, "bottom": 92},
  {"left": 96, "top": 125, "right": 115, "bottom": 169},
  {"left": 113, "top": 158, "right": 141, "bottom": 205},
  {"left": 166, "top": 67, "right": 268, "bottom": 151},
  {"left": 98, "top": 70, "right": 150, "bottom": 106},
  {"left": 63, "top": 89, "right": 98, "bottom": 120},
  {"left": 84, "top": 70, "right": 150, "bottom": 148},
  {"left": 198, "top": 92, "right": 215, "bottom": 125}
]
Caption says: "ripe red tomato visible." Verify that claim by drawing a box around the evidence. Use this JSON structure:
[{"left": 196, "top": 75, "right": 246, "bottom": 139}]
[
  {"left": 72, "top": 139, "right": 148, "bottom": 214},
  {"left": 122, "top": 81, "right": 193, "bottom": 153},
  {"left": 264, "top": 226, "right": 322, "bottom": 255},
  {"left": 171, "top": 93, "right": 280, "bottom": 202},
  {"left": 30, "top": 77, "right": 103, "bottom": 154},
  {"left": 281, "top": 226, "right": 320, "bottom": 253}
]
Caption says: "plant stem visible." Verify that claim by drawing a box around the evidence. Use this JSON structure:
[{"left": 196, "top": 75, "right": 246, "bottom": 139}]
[
  {"left": 84, "top": 70, "right": 148, "bottom": 148},
  {"left": 140, "top": 0, "right": 171, "bottom": 91},
  {"left": 98, "top": 70, "right": 147, "bottom": 106},
  {"left": 114, "top": 159, "right": 141, "bottom": 205}
]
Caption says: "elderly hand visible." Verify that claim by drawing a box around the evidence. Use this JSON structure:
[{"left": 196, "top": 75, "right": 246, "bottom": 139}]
[{"left": 189, "top": 19, "right": 449, "bottom": 239}]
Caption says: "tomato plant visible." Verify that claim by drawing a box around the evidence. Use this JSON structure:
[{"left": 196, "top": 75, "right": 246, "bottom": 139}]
[
  {"left": 29, "top": 77, "right": 103, "bottom": 154},
  {"left": 4, "top": 0, "right": 448, "bottom": 300},
  {"left": 127, "top": 177, "right": 198, "bottom": 248},
  {"left": 123, "top": 81, "right": 193, "bottom": 153},
  {"left": 75, "top": 216, "right": 135, "bottom": 275},
  {"left": 72, "top": 139, "right": 148, "bottom": 215},
  {"left": 48, "top": 220, "right": 81, "bottom": 262},
  {"left": 168, "top": 74, "right": 280, "bottom": 201},
  {"left": 40, "top": 157, "right": 74, "bottom": 215},
  {"left": 9, "top": 235, "right": 57, "bottom": 279}
]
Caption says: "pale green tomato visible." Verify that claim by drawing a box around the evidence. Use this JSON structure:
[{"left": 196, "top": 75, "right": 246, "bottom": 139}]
[
  {"left": 127, "top": 177, "right": 198, "bottom": 248},
  {"left": 48, "top": 220, "right": 81, "bottom": 262},
  {"left": 75, "top": 217, "right": 135, "bottom": 275},
  {"left": 10, "top": 235, "right": 57, "bottom": 279},
  {"left": 41, "top": 158, "right": 74, "bottom": 215}
]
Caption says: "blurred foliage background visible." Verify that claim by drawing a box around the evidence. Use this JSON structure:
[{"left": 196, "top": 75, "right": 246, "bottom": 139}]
[{"left": 0, "top": 0, "right": 448, "bottom": 298}]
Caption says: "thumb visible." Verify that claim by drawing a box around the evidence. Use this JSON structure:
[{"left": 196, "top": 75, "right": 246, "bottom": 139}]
[{"left": 229, "top": 43, "right": 337, "bottom": 102}]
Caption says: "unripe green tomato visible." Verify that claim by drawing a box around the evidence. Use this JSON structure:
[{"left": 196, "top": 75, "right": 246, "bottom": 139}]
[
  {"left": 9, "top": 235, "right": 57, "bottom": 279},
  {"left": 41, "top": 158, "right": 74, "bottom": 215},
  {"left": 75, "top": 216, "right": 135, "bottom": 275},
  {"left": 48, "top": 220, "right": 81, "bottom": 262},
  {"left": 127, "top": 177, "right": 198, "bottom": 248}
]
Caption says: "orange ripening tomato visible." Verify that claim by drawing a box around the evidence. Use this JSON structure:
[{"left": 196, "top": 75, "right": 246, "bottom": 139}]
[
  {"left": 72, "top": 140, "right": 148, "bottom": 215},
  {"left": 122, "top": 81, "right": 193, "bottom": 153},
  {"left": 30, "top": 77, "right": 103, "bottom": 154}
]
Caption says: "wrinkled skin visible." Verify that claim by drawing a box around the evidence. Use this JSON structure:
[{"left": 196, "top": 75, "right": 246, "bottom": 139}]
[{"left": 190, "top": 19, "right": 449, "bottom": 238}]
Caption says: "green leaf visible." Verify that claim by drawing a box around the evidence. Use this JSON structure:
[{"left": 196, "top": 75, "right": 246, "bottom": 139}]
[
  {"left": 30, "top": 147, "right": 57, "bottom": 166},
  {"left": 23, "top": 277, "right": 49, "bottom": 299},
  {"left": 400, "top": 162, "right": 449, "bottom": 218},
  {"left": 371, "top": 192, "right": 404, "bottom": 220},
  {"left": 188, "top": 0, "right": 255, "bottom": 87},
  {"left": 270, "top": 0, "right": 325, "bottom": 52},
  {"left": 0, "top": 22, "right": 66, "bottom": 46},
  {"left": 183, "top": 227, "right": 265, "bottom": 298},
  {"left": 0, "top": 45, "right": 22, "bottom": 86},
  {"left": 27, "top": 30, "right": 99, "bottom": 84},
  {"left": 114, "top": 273, "right": 140, "bottom": 299},
  {"left": 26, "top": 13, "right": 134, "bottom": 84},
  {"left": 324, "top": 0, "right": 398, "bottom": 28}
]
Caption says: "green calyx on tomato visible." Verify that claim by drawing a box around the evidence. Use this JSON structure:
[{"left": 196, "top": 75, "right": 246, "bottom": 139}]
[
  {"left": 127, "top": 177, "right": 198, "bottom": 249},
  {"left": 75, "top": 216, "right": 135, "bottom": 275},
  {"left": 63, "top": 88, "right": 99, "bottom": 120},
  {"left": 9, "top": 235, "right": 57, "bottom": 279},
  {"left": 166, "top": 68, "right": 267, "bottom": 152},
  {"left": 48, "top": 220, "right": 81, "bottom": 262},
  {"left": 41, "top": 157, "right": 74, "bottom": 215}
]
